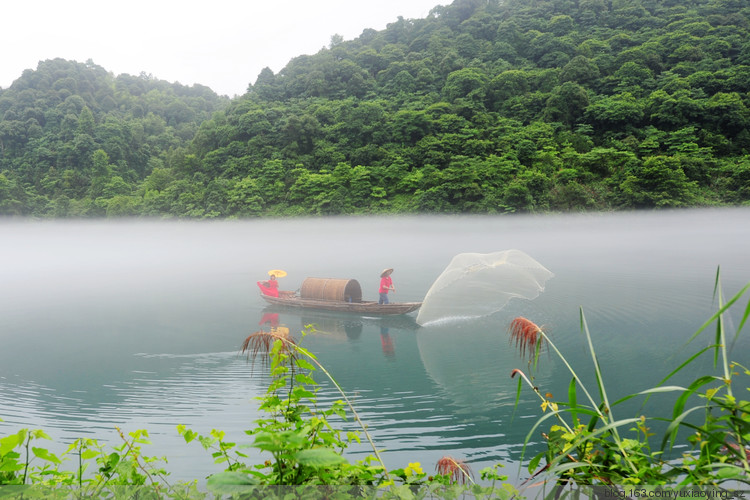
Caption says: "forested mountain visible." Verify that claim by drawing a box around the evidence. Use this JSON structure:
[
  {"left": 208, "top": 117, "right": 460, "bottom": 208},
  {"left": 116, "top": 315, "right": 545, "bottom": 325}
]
[
  {"left": 2, "top": 0, "right": 749, "bottom": 217},
  {"left": 0, "top": 59, "right": 228, "bottom": 216}
]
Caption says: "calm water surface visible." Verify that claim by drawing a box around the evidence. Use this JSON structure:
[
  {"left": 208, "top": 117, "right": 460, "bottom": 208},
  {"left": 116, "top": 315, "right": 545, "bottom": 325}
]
[{"left": 1, "top": 209, "right": 749, "bottom": 485}]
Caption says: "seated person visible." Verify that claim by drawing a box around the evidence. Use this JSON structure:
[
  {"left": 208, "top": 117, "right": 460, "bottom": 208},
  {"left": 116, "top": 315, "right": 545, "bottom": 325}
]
[{"left": 257, "top": 274, "right": 279, "bottom": 297}]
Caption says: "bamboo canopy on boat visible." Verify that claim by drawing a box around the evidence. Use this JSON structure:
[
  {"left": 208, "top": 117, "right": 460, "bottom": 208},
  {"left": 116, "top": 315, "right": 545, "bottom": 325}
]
[{"left": 300, "top": 277, "right": 362, "bottom": 303}]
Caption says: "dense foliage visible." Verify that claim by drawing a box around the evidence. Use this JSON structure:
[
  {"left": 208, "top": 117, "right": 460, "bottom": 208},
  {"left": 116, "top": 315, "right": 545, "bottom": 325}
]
[
  {"left": 0, "top": 59, "right": 228, "bottom": 216},
  {"left": 2, "top": 0, "right": 750, "bottom": 217}
]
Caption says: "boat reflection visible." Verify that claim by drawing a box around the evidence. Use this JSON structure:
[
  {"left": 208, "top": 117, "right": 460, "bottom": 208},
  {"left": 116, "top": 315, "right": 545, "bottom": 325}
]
[
  {"left": 256, "top": 311, "right": 293, "bottom": 338},
  {"left": 379, "top": 327, "right": 395, "bottom": 358},
  {"left": 257, "top": 307, "right": 419, "bottom": 358}
]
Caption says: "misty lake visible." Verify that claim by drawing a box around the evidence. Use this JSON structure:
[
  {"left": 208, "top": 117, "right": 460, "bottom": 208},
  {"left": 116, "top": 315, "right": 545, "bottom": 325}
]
[{"left": 2, "top": 208, "right": 750, "bottom": 485}]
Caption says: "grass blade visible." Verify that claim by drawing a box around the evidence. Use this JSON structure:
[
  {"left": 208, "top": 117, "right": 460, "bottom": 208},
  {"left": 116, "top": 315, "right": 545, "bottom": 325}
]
[
  {"left": 568, "top": 377, "right": 578, "bottom": 426},
  {"left": 612, "top": 385, "right": 689, "bottom": 407},
  {"left": 579, "top": 309, "right": 616, "bottom": 429},
  {"left": 672, "top": 376, "right": 717, "bottom": 420},
  {"left": 734, "top": 296, "right": 750, "bottom": 345},
  {"left": 684, "top": 281, "right": 750, "bottom": 346},
  {"left": 661, "top": 405, "right": 704, "bottom": 451},
  {"left": 653, "top": 345, "right": 718, "bottom": 389}
]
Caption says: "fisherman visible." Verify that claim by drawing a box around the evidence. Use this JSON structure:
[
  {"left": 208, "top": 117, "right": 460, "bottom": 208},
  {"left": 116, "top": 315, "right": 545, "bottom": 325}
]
[{"left": 378, "top": 268, "right": 395, "bottom": 304}]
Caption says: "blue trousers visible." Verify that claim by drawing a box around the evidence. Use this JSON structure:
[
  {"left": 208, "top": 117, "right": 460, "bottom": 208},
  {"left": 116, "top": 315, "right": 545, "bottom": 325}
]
[{"left": 379, "top": 292, "right": 389, "bottom": 304}]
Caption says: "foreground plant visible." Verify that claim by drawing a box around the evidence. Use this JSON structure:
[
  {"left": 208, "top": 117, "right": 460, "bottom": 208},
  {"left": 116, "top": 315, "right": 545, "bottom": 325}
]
[
  {"left": 510, "top": 272, "right": 750, "bottom": 488},
  {"left": 181, "top": 325, "right": 518, "bottom": 498},
  {"left": 436, "top": 456, "right": 474, "bottom": 485},
  {"left": 0, "top": 423, "right": 200, "bottom": 497}
]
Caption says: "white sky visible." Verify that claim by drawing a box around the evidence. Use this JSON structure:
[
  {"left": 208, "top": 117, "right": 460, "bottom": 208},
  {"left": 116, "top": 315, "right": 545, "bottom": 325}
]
[{"left": 2, "top": 0, "right": 442, "bottom": 97}]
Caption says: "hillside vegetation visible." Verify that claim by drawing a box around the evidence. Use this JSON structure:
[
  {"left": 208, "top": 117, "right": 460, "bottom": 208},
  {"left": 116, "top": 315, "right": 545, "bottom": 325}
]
[{"left": 1, "top": 0, "right": 749, "bottom": 217}]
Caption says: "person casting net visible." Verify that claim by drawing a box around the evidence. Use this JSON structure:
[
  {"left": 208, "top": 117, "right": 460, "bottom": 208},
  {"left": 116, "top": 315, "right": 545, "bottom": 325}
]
[{"left": 416, "top": 250, "right": 554, "bottom": 326}]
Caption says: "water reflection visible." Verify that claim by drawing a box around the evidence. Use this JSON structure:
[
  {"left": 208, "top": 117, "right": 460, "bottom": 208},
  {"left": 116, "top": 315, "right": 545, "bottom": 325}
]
[
  {"left": 254, "top": 306, "right": 539, "bottom": 471},
  {"left": 380, "top": 327, "right": 395, "bottom": 358},
  {"left": 259, "top": 306, "right": 420, "bottom": 359},
  {"left": 257, "top": 311, "right": 291, "bottom": 338}
]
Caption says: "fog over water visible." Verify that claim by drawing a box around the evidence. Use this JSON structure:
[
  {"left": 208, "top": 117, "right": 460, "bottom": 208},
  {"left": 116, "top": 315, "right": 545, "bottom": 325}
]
[{"left": 1, "top": 208, "right": 749, "bottom": 484}]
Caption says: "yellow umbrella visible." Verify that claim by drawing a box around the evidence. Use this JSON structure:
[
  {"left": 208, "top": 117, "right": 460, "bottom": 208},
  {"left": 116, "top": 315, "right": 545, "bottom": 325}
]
[{"left": 268, "top": 269, "right": 287, "bottom": 278}]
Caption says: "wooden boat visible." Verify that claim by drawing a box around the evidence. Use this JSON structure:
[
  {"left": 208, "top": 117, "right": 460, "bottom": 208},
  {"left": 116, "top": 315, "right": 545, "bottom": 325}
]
[
  {"left": 260, "top": 294, "right": 422, "bottom": 315},
  {"left": 258, "top": 277, "right": 422, "bottom": 316}
]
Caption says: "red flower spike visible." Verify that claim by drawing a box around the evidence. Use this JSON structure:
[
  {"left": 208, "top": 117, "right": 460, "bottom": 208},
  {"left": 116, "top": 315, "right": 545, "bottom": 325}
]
[
  {"left": 435, "top": 456, "right": 473, "bottom": 485},
  {"left": 508, "top": 317, "right": 546, "bottom": 359}
]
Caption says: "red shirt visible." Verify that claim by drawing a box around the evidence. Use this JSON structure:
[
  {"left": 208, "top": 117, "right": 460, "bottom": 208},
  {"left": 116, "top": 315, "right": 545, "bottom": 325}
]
[
  {"left": 379, "top": 276, "right": 393, "bottom": 294},
  {"left": 257, "top": 279, "right": 279, "bottom": 297}
]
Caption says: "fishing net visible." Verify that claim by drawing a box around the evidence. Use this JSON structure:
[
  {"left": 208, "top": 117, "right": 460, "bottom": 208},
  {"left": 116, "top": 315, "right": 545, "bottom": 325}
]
[{"left": 416, "top": 250, "right": 554, "bottom": 326}]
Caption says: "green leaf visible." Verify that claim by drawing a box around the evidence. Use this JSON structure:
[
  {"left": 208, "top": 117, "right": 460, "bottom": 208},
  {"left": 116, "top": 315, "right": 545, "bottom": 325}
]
[
  {"left": 296, "top": 358, "right": 316, "bottom": 371},
  {"left": 206, "top": 471, "right": 260, "bottom": 494},
  {"left": 98, "top": 452, "right": 120, "bottom": 476},
  {"left": 32, "top": 447, "right": 61, "bottom": 464},
  {"left": 511, "top": 372, "right": 523, "bottom": 424},
  {"left": 661, "top": 405, "right": 704, "bottom": 450},
  {"left": 253, "top": 431, "right": 306, "bottom": 453},
  {"left": 734, "top": 289, "right": 750, "bottom": 345},
  {"left": 714, "top": 464, "right": 747, "bottom": 479},
  {"left": 291, "top": 386, "right": 316, "bottom": 400},
  {"left": 294, "top": 448, "right": 348, "bottom": 468},
  {"left": 267, "top": 377, "right": 287, "bottom": 393},
  {"left": 30, "top": 430, "right": 52, "bottom": 441},
  {"left": 568, "top": 377, "right": 578, "bottom": 425},
  {"left": 673, "top": 376, "right": 717, "bottom": 420},
  {"left": 346, "top": 431, "right": 361, "bottom": 444},
  {"left": 179, "top": 427, "right": 197, "bottom": 443},
  {"left": 528, "top": 451, "right": 544, "bottom": 474},
  {"left": 685, "top": 281, "right": 750, "bottom": 346},
  {"left": 587, "top": 413, "right": 600, "bottom": 433},
  {"left": 0, "top": 460, "right": 25, "bottom": 473},
  {"left": 295, "top": 373, "right": 317, "bottom": 386},
  {"left": 0, "top": 434, "right": 23, "bottom": 455}
]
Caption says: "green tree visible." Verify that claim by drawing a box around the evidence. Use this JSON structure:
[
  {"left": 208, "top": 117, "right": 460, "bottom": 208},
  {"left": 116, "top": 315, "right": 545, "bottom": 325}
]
[
  {"left": 544, "top": 82, "right": 589, "bottom": 126},
  {"left": 443, "top": 68, "right": 488, "bottom": 105},
  {"left": 487, "top": 70, "right": 530, "bottom": 111},
  {"left": 585, "top": 92, "right": 644, "bottom": 130},
  {"left": 77, "top": 106, "right": 95, "bottom": 136},
  {"left": 559, "top": 56, "right": 600, "bottom": 86},
  {"left": 227, "top": 176, "right": 264, "bottom": 216},
  {"left": 704, "top": 92, "right": 749, "bottom": 136},
  {"left": 616, "top": 156, "right": 699, "bottom": 208},
  {"left": 0, "top": 172, "right": 24, "bottom": 215},
  {"left": 503, "top": 170, "right": 551, "bottom": 212}
]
